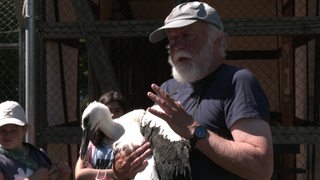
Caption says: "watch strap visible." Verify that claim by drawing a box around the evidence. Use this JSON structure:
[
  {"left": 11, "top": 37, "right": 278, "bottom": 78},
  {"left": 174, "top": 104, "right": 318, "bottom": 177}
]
[{"left": 190, "top": 136, "right": 199, "bottom": 149}]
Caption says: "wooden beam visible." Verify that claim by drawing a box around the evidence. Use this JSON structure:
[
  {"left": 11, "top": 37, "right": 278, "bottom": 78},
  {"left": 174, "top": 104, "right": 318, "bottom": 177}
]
[
  {"left": 40, "top": 17, "right": 320, "bottom": 39},
  {"left": 40, "top": 127, "right": 82, "bottom": 144},
  {"left": 224, "top": 17, "right": 320, "bottom": 36},
  {"left": 271, "top": 126, "right": 320, "bottom": 144},
  {"left": 0, "top": 43, "right": 19, "bottom": 49},
  {"left": 226, "top": 50, "right": 280, "bottom": 60}
]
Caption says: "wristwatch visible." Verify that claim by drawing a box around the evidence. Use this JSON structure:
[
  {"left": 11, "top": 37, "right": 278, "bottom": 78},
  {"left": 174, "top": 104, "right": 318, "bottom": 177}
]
[{"left": 190, "top": 125, "right": 207, "bottom": 149}]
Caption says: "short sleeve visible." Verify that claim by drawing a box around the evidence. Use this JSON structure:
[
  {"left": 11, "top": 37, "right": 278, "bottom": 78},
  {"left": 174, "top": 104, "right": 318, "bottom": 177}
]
[{"left": 225, "top": 69, "right": 270, "bottom": 128}]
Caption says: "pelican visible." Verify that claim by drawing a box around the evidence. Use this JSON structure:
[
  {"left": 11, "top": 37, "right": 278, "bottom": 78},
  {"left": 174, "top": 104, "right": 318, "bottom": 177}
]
[{"left": 80, "top": 101, "right": 192, "bottom": 180}]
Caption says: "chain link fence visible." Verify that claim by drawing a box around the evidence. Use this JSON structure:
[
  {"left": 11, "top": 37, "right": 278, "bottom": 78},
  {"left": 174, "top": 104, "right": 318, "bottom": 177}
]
[
  {"left": 0, "top": 0, "right": 20, "bottom": 103},
  {"left": 1, "top": 0, "right": 320, "bottom": 179}
]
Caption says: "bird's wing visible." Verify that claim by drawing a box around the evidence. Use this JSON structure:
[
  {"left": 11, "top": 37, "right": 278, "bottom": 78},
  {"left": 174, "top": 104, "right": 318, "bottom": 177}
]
[{"left": 141, "top": 105, "right": 192, "bottom": 180}]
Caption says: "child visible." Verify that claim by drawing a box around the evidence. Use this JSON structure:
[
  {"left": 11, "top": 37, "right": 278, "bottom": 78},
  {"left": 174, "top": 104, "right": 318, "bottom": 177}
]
[
  {"left": 0, "top": 101, "right": 71, "bottom": 180},
  {"left": 75, "top": 91, "right": 128, "bottom": 180}
]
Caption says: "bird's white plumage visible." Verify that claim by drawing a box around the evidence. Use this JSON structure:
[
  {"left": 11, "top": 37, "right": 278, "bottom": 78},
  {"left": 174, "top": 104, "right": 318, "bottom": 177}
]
[
  {"left": 81, "top": 101, "right": 191, "bottom": 180},
  {"left": 112, "top": 109, "right": 146, "bottom": 150},
  {"left": 81, "top": 101, "right": 124, "bottom": 140},
  {"left": 81, "top": 101, "right": 111, "bottom": 131},
  {"left": 112, "top": 109, "right": 160, "bottom": 180}
]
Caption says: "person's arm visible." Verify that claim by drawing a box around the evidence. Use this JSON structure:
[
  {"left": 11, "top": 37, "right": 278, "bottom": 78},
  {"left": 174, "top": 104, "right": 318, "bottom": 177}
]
[
  {"left": 194, "top": 118, "right": 273, "bottom": 179},
  {"left": 74, "top": 157, "right": 116, "bottom": 180},
  {"left": 147, "top": 83, "right": 273, "bottom": 180}
]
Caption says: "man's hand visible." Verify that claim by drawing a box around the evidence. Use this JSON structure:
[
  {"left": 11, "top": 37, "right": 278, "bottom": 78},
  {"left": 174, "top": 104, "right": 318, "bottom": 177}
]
[
  {"left": 147, "top": 83, "right": 195, "bottom": 139},
  {"left": 112, "top": 140, "right": 152, "bottom": 180}
]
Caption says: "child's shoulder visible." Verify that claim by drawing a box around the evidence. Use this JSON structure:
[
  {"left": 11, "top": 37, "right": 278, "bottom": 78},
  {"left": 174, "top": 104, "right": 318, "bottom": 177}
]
[{"left": 23, "top": 142, "right": 52, "bottom": 167}]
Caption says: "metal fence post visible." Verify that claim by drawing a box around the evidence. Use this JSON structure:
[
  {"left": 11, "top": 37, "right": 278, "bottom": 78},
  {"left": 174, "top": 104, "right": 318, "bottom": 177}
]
[{"left": 25, "top": 0, "right": 36, "bottom": 144}]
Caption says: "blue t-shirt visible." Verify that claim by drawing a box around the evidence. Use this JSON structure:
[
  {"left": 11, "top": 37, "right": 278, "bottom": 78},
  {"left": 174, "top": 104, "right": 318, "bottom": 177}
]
[
  {"left": 160, "top": 64, "right": 270, "bottom": 179},
  {"left": 0, "top": 142, "right": 52, "bottom": 180}
]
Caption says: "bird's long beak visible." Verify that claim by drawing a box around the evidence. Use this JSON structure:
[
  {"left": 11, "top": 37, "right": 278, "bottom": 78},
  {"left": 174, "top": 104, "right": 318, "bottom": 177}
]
[{"left": 80, "top": 117, "right": 92, "bottom": 159}]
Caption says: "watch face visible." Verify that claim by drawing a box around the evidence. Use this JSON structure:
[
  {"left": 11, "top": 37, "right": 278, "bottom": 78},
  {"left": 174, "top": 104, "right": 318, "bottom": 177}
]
[{"left": 194, "top": 126, "right": 207, "bottom": 138}]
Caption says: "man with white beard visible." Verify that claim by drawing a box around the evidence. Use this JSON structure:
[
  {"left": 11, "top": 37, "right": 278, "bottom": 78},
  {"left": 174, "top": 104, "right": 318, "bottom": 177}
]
[{"left": 113, "top": 1, "right": 274, "bottom": 180}]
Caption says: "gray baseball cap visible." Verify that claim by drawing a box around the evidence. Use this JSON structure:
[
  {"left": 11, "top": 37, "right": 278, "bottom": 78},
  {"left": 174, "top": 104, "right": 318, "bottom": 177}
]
[
  {"left": 149, "top": 1, "right": 224, "bottom": 43},
  {"left": 0, "top": 101, "right": 26, "bottom": 127}
]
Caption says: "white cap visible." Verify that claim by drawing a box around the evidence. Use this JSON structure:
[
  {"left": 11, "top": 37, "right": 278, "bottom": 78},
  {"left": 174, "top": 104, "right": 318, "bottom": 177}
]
[
  {"left": 0, "top": 101, "right": 26, "bottom": 127},
  {"left": 149, "top": 1, "right": 224, "bottom": 43}
]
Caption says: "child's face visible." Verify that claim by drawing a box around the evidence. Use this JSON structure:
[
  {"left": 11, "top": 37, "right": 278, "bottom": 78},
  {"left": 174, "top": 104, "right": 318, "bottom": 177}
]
[
  {"left": 106, "top": 101, "right": 125, "bottom": 119},
  {"left": 0, "top": 124, "right": 27, "bottom": 150}
]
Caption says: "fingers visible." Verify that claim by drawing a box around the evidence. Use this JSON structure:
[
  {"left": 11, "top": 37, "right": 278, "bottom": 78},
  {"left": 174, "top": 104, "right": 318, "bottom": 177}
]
[
  {"left": 130, "top": 141, "right": 152, "bottom": 165},
  {"left": 148, "top": 84, "right": 176, "bottom": 106},
  {"left": 113, "top": 141, "right": 152, "bottom": 179},
  {"left": 84, "top": 160, "right": 93, "bottom": 168},
  {"left": 135, "top": 160, "right": 148, "bottom": 173},
  {"left": 150, "top": 83, "right": 162, "bottom": 96},
  {"left": 148, "top": 84, "right": 186, "bottom": 123},
  {"left": 147, "top": 83, "right": 195, "bottom": 139},
  {"left": 131, "top": 148, "right": 151, "bottom": 174},
  {"left": 126, "top": 141, "right": 151, "bottom": 163},
  {"left": 147, "top": 84, "right": 178, "bottom": 118},
  {"left": 150, "top": 84, "right": 169, "bottom": 99}
]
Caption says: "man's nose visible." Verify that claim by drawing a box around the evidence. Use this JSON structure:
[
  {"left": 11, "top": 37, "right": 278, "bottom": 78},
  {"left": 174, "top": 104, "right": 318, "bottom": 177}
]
[{"left": 171, "top": 37, "right": 187, "bottom": 51}]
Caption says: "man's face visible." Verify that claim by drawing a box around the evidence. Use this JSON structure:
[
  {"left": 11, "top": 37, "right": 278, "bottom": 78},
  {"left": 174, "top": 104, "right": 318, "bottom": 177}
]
[{"left": 166, "top": 22, "right": 215, "bottom": 83}]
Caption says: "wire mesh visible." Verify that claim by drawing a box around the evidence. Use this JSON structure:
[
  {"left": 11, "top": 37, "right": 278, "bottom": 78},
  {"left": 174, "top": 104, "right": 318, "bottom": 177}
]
[
  {"left": 1, "top": 0, "right": 320, "bottom": 179},
  {"left": 0, "top": 0, "right": 20, "bottom": 103}
]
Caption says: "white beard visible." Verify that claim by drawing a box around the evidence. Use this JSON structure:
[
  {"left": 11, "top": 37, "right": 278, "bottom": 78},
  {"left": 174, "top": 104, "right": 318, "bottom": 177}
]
[{"left": 169, "top": 39, "right": 214, "bottom": 83}]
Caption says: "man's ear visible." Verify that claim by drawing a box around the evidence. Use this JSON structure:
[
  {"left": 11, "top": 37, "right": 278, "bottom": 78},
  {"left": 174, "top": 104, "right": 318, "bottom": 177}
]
[{"left": 214, "top": 32, "right": 224, "bottom": 47}]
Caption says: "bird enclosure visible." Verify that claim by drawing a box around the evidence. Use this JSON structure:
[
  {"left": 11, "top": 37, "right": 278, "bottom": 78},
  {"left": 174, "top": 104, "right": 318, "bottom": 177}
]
[{"left": 1, "top": 0, "right": 320, "bottom": 179}]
